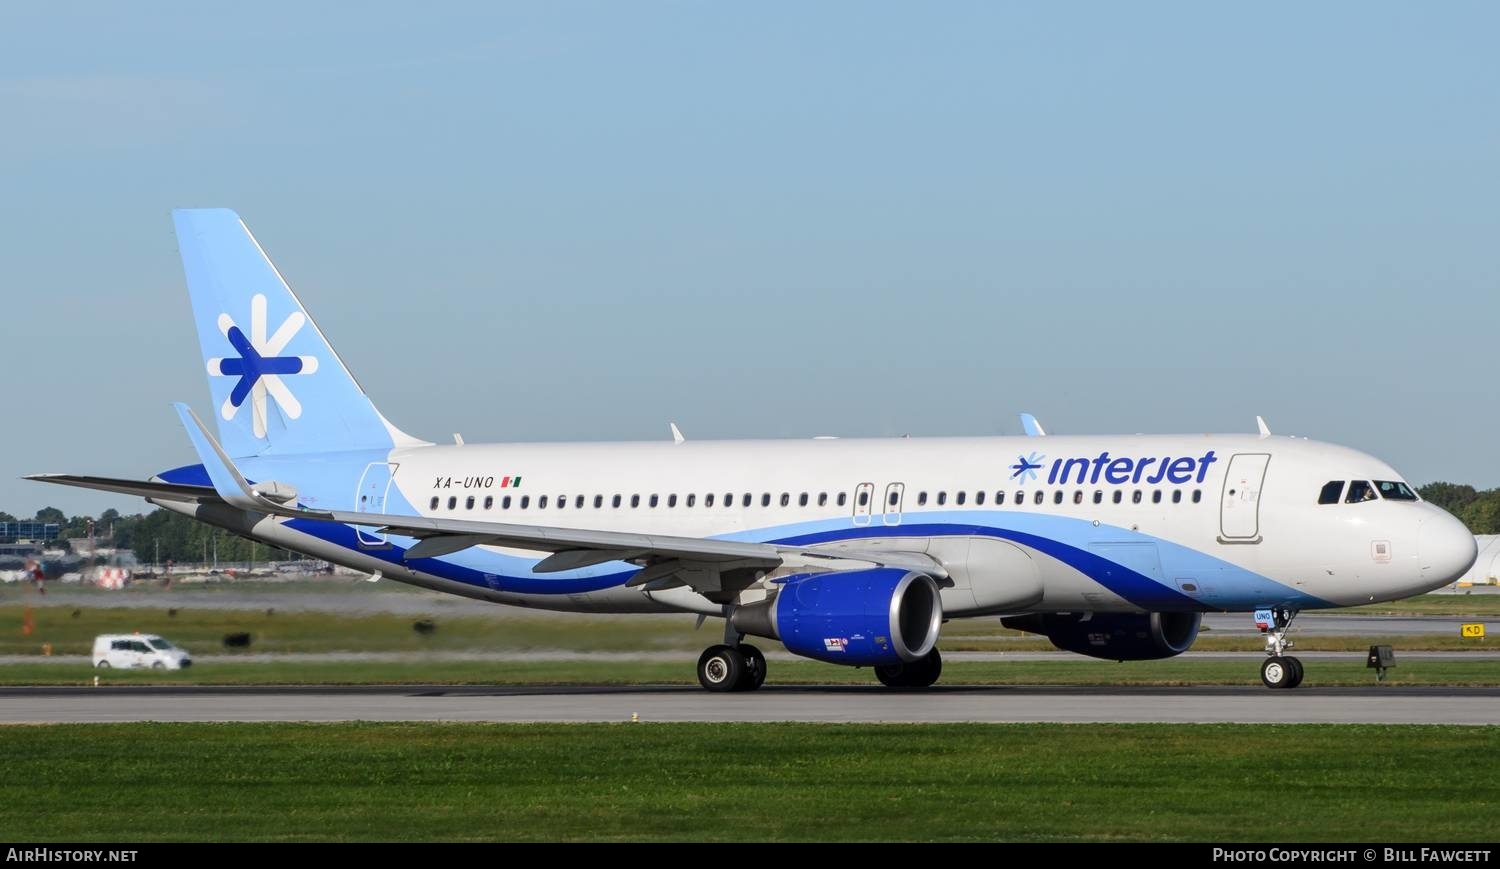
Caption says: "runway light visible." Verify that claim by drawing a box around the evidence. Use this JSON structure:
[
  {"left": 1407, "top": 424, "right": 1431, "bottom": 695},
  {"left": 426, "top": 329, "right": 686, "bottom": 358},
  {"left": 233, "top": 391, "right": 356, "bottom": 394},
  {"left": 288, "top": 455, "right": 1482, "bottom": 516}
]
[{"left": 631, "top": 713, "right": 639, "bottom": 723}]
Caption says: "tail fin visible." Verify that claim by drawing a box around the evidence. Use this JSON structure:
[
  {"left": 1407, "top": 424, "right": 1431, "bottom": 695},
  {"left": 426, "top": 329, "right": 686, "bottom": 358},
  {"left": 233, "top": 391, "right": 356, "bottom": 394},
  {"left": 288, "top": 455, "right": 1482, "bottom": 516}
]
[{"left": 173, "top": 209, "right": 426, "bottom": 458}]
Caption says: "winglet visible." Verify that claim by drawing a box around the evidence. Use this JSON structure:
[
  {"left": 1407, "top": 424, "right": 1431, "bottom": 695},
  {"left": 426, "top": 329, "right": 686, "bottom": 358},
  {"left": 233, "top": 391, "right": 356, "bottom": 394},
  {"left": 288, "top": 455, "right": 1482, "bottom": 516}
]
[
  {"left": 173, "top": 402, "right": 320, "bottom": 516},
  {"left": 1020, "top": 413, "right": 1047, "bottom": 437},
  {"left": 1256, "top": 415, "right": 1271, "bottom": 438}
]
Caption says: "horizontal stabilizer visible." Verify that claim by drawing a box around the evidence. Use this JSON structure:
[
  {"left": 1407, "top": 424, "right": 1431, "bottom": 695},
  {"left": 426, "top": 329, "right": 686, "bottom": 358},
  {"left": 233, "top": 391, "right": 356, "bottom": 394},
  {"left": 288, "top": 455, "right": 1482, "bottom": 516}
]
[{"left": 24, "top": 474, "right": 222, "bottom": 504}]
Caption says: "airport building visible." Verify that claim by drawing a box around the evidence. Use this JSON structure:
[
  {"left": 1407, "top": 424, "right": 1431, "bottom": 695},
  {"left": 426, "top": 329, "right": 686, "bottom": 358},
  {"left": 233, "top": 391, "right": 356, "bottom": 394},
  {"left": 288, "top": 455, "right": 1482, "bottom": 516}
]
[{"left": 0, "top": 521, "right": 60, "bottom": 544}]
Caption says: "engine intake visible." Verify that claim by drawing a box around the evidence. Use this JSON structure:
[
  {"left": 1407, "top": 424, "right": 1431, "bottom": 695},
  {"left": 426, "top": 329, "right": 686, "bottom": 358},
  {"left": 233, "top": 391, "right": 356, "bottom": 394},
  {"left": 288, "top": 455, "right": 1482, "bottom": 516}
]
[
  {"left": 1001, "top": 611, "right": 1201, "bottom": 661},
  {"left": 732, "top": 568, "right": 942, "bottom": 666}
]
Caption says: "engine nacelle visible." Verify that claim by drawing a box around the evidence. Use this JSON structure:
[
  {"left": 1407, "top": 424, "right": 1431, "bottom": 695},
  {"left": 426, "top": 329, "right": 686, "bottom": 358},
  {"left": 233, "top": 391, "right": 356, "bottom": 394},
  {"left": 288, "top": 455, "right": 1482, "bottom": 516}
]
[
  {"left": 732, "top": 568, "right": 943, "bottom": 666},
  {"left": 1001, "top": 611, "right": 1201, "bottom": 661}
]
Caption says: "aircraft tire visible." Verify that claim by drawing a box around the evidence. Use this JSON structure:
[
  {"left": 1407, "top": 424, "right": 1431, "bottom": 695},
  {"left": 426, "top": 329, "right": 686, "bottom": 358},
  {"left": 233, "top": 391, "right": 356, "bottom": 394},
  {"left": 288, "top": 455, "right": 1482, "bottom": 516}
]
[{"left": 698, "top": 645, "right": 745, "bottom": 693}]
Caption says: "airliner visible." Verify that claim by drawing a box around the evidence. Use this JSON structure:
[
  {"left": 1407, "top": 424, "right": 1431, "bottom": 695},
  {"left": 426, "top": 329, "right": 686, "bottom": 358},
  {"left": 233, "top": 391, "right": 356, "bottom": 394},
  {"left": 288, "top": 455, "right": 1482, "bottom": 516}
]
[{"left": 30, "top": 209, "right": 1478, "bottom": 692}]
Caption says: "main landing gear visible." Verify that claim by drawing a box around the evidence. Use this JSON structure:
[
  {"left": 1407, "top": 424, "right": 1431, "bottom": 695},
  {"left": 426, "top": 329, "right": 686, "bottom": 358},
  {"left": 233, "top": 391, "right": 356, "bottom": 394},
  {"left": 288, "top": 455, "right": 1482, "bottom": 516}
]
[
  {"left": 1259, "top": 607, "right": 1304, "bottom": 689},
  {"left": 697, "top": 643, "right": 767, "bottom": 693},
  {"left": 875, "top": 648, "right": 943, "bottom": 689}
]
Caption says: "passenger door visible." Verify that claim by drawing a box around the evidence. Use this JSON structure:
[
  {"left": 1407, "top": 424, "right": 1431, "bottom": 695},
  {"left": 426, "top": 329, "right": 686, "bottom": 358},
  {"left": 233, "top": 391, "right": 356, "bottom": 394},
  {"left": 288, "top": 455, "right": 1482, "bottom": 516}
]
[
  {"left": 1220, "top": 453, "right": 1270, "bottom": 542},
  {"left": 354, "top": 462, "right": 399, "bottom": 546}
]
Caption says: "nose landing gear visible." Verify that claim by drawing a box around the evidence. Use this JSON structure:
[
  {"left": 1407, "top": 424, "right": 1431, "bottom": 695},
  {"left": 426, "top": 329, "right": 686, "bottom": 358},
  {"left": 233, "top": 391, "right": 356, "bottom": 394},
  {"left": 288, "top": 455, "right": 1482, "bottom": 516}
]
[{"left": 1258, "top": 607, "right": 1304, "bottom": 689}]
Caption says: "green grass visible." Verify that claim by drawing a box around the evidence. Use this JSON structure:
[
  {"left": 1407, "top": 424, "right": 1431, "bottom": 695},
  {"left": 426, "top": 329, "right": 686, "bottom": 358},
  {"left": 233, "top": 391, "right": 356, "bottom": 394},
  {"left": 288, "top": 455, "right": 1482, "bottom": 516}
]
[
  {"left": 7, "top": 657, "right": 1500, "bottom": 687},
  {"left": 1342, "top": 593, "right": 1500, "bottom": 616},
  {"left": 0, "top": 722, "right": 1495, "bottom": 842},
  {"left": 0, "top": 604, "right": 706, "bottom": 655},
  {"left": 4, "top": 603, "right": 1494, "bottom": 658}
]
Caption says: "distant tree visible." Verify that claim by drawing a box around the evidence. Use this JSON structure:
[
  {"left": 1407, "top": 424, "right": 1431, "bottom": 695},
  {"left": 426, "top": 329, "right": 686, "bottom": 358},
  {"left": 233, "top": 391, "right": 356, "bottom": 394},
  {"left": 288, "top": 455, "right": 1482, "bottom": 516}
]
[
  {"left": 33, "top": 506, "right": 66, "bottom": 525},
  {"left": 0, "top": 511, "right": 15, "bottom": 523},
  {"left": 100, "top": 508, "right": 120, "bottom": 524},
  {"left": 1418, "top": 482, "right": 1479, "bottom": 514}
]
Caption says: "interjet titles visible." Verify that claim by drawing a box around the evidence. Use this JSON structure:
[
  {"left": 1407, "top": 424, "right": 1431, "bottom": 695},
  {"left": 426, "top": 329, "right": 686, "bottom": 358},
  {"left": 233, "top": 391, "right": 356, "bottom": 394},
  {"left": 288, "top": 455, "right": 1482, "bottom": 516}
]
[{"left": 1045, "top": 450, "right": 1218, "bottom": 487}]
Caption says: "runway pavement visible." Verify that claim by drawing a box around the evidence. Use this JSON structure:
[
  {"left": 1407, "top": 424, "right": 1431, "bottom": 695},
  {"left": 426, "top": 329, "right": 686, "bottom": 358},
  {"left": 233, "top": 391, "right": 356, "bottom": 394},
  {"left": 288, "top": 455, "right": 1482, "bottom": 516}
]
[{"left": 2, "top": 684, "right": 1497, "bottom": 725}]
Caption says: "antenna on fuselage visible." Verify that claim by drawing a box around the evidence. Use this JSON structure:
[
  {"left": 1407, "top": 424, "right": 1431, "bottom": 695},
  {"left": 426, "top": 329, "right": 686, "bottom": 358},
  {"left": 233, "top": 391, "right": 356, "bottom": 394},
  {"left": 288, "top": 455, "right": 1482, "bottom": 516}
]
[
  {"left": 670, "top": 422, "right": 685, "bottom": 444},
  {"left": 1256, "top": 416, "right": 1271, "bottom": 439}
]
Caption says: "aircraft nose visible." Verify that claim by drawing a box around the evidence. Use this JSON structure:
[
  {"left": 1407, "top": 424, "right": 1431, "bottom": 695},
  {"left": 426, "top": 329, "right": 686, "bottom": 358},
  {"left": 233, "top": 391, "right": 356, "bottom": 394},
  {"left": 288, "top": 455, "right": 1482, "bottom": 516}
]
[{"left": 1419, "top": 511, "right": 1478, "bottom": 586}]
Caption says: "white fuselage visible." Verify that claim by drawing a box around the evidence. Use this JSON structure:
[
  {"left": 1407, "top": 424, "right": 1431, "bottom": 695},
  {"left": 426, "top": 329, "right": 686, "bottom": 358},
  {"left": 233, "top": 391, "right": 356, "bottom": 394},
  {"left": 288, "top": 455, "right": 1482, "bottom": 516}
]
[{"left": 160, "top": 432, "right": 1476, "bottom": 618}]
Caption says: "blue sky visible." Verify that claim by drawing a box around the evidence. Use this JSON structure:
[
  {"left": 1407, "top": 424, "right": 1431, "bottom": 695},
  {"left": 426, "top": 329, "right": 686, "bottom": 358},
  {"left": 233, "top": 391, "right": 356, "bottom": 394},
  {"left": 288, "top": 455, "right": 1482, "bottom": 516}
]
[{"left": 5, "top": 2, "right": 1498, "bottom": 517}]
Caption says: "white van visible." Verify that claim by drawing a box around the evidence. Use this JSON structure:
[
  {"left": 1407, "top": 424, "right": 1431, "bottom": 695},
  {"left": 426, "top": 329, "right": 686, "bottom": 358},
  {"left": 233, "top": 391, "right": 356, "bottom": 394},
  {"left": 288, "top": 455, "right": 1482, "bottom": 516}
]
[{"left": 92, "top": 634, "right": 192, "bottom": 670}]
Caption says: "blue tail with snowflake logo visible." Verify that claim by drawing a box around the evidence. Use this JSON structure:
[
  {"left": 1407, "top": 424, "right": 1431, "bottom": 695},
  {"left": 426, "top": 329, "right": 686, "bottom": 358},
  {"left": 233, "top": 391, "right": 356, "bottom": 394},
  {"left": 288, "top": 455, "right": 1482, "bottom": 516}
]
[{"left": 173, "top": 209, "right": 424, "bottom": 458}]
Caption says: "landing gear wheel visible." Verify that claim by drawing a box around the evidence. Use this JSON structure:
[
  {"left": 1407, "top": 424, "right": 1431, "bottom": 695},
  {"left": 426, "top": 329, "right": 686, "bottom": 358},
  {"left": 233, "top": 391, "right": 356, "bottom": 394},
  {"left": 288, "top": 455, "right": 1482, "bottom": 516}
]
[
  {"left": 736, "top": 644, "right": 767, "bottom": 691},
  {"left": 908, "top": 648, "right": 942, "bottom": 688},
  {"left": 1284, "top": 656, "right": 1304, "bottom": 689},
  {"left": 875, "top": 649, "right": 943, "bottom": 689},
  {"left": 1261, "top": 656, "right": 1294, "bottom": 689},
  {"left": 697, "top": 644, "right": 746, "bottom": 693}
]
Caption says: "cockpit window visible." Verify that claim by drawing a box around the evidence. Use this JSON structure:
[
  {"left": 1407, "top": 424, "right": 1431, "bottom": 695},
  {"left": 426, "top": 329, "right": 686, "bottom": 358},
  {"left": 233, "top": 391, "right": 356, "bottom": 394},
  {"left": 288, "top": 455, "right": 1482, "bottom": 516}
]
[
  {"left": 1345, "top": 480, "right": 1376, "bottom": 503},
  {"left": 1375, "top": 480, "right": 1419, "bottom": 501},
  {"left": 1317, "top": 481, "right": 1344, "bottom": 505}
]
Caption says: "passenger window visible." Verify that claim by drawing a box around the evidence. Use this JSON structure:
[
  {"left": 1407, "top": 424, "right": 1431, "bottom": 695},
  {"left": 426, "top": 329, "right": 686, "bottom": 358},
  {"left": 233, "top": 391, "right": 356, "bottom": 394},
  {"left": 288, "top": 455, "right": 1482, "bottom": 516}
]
[
  {"left": 429, "top": 497, "right": 439, "bottom": 510},
  {"left": 1151, "top": 490, "right": 1162, "bottom": 504},
  {"left": 1113, "top": 491, "right": 1123, "bottom": 504},
  {"left": 818, "top": 493, "right": 828, "bottom": 507},
  {"left": 667, "top": 494, "right": 677, "bottom": 508},
  {"left": 837, "top": 492, "right": 847, "bottom": 507},
  {"left": 744, "top": 494, "right": 754, "bottom": 507},
  {"left": 630, "top": 495, "right": 640, "bottom": 508},
  {"left": 725, "top": 493, "right": 733, "bottom": 507},
  {"left": 1032, "top": 491, "right": 1043, "bottom": 505},
  {"left": 1345, "top": 481, "right": 1376, "bottom": 503},
  {"left": 611, "top": 495, "right": 621, "bottom": 508},
  {"left": 1093, "top": 490, "right": 1103, "bottom": 504},
  {"left": 447, "top": 496, "right": 457, "bottom": 510},
  {"left": 687, "top": 494, "right": 696, "bottom": 508},
  {"left": 1073, "top": 490, "right": 1083, "bottom": 505},
  {"left": 576, "top": 495, "right": 584, "bottom": 509},
  {"left": 976, "top": 491, "right": 986, "bottom": 506},
  {"left": 762, "top": 493, "right": 771, "bottom": 507},
  {"left": 503, "top": 495, "right": 512, "bottom": 509},
  {"left": 1318, "top": 481, "right": 1344, "bottom": 505},
  {"left": 799, "top": 493, "right": 808, "bottom": 507},
  {"left": 956, "top": 491, "right": 966, "bottom": 506},
  {"left": 781, "top": 493, "right": 791, "bottom": 507},
  {"left": 649, "top": 495, "right": 659, "bottom": 508},
  {"left": 537, "top": 496, "right": 547, "bottom": 509},
  {"left": 918, "top": 492, "right": 928, "bottom": 506},
  {"left": 1172, "top": 490, "right": 1182, "bottom": 504},
  {"left": 1132, "top": 491, "right": 1142, "bottom": 504},
  {"left": 937, "top": 492, "right": 947, "bottom": 506},
  {"left": 557, "top": 495, "right": 566, "bottom": 509},
  {"left": 1376, "top": 480, "right": 1419, "bottom": 501},
  {"left": 1192, "top": 489, "right": 1201, "bottom": 503},
  {"left": 857, "top": 491, "right": 869, "bottom": 507},
  {"left": 112, "top": 640, "right": 129, "bottom": 650},
  {"left": 462, "top": 495, "right": 473, "bottom": 509},
  {"left": 594, "top": 495, "right": 604, "bottom": 509},
  {"left": 484, "top": 496, "right": 494, "bottom": 509},
  {"left": 888, "top": 491, "right": 899, "bottom": 506},
  {"left": 1053, "top": 491, "right": 1064, "bottom": 504},
  {"left": 1014, "top": 491, "right": 1024, "bottom": 505},
  {"left": 705, "top": 494, "right": 714, "bottom": 507}
]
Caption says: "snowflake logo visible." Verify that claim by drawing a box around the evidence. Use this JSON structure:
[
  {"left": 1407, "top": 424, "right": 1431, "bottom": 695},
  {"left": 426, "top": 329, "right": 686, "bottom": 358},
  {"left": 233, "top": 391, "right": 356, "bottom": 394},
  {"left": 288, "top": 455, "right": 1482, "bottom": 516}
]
[
  {"left": 206, "top": 293, "right": 319, "bottom": 438},
  {"left": 1010, "top": 452, "right": 1046, "bottom": 483}
]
